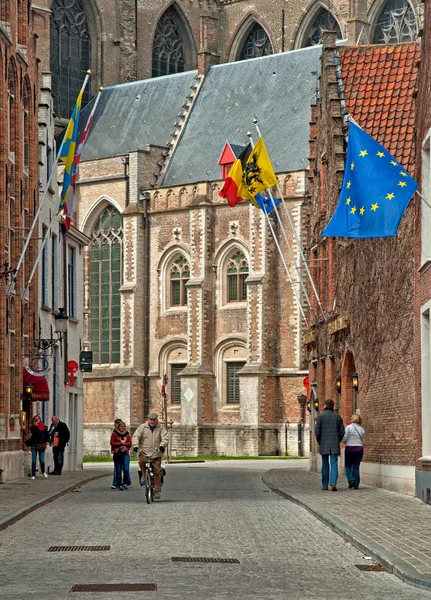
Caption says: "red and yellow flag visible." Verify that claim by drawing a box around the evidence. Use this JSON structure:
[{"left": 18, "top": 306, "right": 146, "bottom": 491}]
[{"left": 219, "top": 144, "right": 252, "bottom": 207}]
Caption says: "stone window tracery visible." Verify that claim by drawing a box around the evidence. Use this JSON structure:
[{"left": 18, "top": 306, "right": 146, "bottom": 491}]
[
  {"left": 373, "top": 0, "right": 417, "bottom": 44},
  {"left": 303, "top": 9, "right": 342, "bottom": 47},
  {"left": 152, "top": 12, "right": 185, "bottom": 77},
  {"left": 170, "top": 255, "right": 189, "bottom": 307},
  {"left": 89, "top": 207, "right": 123, "bottom": 364},
  {"left": 227, "top": 251, "right": 248, "bottom": 302},
  {"left": 50, "top": 0, "right": 91, "bottom": 119},
  {"left": 239, "top": 23, "right": 273, "bottom": 61}
]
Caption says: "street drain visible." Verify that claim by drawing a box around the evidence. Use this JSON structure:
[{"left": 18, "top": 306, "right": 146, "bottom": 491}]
[
  {"left": 48, "top": 546, "right": 111, "bottom": 552},
  {"left": 70, "top": 584, "right": 157, "bottom": 592},
  {"left": 171, "top": 557, "right": 240, "bottom": 564},
  {"left": 356, "top": 564, "right": 386, "bottom": 572}
]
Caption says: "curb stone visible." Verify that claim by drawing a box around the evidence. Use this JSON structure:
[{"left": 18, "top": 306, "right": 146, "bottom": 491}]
[
  {"left": 262, "top": 473, "right": 431, "bottom": 593},
  {"left": 0, "top": 472, "right": 109, "bottom": 532}
]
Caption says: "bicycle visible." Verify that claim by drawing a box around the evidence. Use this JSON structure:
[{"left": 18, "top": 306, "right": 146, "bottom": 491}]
[{"left": 138, "top": 449, "right": 162, "bottom": 504}]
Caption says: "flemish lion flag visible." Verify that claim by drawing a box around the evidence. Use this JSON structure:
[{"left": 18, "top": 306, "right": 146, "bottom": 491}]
[
  {"left": 238, "top": 137, "right": 277, "bottom": 202},
  {"left": 219, "top": 144, "right": 252, "bottom": 207}
]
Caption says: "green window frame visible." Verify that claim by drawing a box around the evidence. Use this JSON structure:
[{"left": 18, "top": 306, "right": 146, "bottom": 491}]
[
  {"left": 170, "top": 255, "right": 190, "bottom": 307},
  {"left": 227, "top": 251, "right": 248, "bottom": 302}
]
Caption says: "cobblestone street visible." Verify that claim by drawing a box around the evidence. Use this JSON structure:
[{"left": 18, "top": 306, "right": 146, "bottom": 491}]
[{"left": 2, "top": 462, "right": 431, "bottom": 600}]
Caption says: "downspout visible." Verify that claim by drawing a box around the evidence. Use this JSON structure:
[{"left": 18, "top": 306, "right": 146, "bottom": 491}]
[
  {"left": 142, "top": 191, "right": 150, "bottom": 418},
  {"left": 61, "top": 223, "right": 69, "bottom": 384}
]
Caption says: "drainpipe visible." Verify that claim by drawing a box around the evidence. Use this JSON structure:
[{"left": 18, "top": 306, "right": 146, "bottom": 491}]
[
  {"left": 61, "top": 223, "right": 69, "bottom": 385},
  {"left": 141, "top": 190, "right": 150, "bottom": 417},
  {"left": 122, "top": 156, "right": 130, "bottom": 207}
]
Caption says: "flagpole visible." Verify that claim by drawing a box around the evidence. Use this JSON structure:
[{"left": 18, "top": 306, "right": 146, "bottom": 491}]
[
  {"left": 252, "top": 119, "right": 327, "bottom": 322},
  {"left": 19, "top": 70, "right": 91, "bottom": 300},
  {"left": 246, "top": 133, "right": 310, "bottom": 327},
  {"left": 416, "top": 190, "right": 431, "bottom": 210},
  {"left": 9, "top": 70, "right": 91, "bottom": 297}
]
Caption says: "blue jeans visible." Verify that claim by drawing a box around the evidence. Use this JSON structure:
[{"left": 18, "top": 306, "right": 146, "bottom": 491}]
[
  {"left": 113, "top": 453, "right": 131, "bottom": 487},
  {"left": 53, "top": 447, "right": 65, "bottom": 473},
  {"left": 345, "top": 448, "right": 364, "bottom": 489},
  {"left": 31, "top": 446, "right": 45, "bottom": 477},
  {"left": 321, "top": 453, "right": 338, "bottom": 488}
]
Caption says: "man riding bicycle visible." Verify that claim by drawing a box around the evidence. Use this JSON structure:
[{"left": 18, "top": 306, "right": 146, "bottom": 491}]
[{"left": 132, "top": 412, "right": 169, "bottom": 499}]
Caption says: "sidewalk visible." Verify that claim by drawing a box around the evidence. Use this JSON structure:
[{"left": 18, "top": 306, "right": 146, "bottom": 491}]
[
  {"left": 263, "top": 468, "right": 431, "bottom": 592},
  {"left": 0, "top": 468, "right": 109, "bottom": 531}
]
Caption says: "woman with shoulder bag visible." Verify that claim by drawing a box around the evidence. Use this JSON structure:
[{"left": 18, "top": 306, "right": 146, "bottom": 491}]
[
  {"left": 342, "top": 414, "right": 365, "bottom": 490},
  {"left": 26, "top": 415, "right": 50, "bottom": 480},
  {"left": 110, "top": 421, "right": 132, "bottom": 491}
]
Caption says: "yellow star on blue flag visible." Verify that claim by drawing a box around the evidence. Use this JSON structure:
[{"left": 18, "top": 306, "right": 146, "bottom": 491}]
[{"left": 322, "top": 120, "right": 417, "bottom": 238}]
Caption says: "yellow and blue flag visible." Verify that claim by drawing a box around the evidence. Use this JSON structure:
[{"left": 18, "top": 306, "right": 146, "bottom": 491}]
[
  {"left": 58, "top": 90, "right": 83, "bottom": 211},
  {"left": 322, "top": 120, "right": 417, "bottom": 238}
]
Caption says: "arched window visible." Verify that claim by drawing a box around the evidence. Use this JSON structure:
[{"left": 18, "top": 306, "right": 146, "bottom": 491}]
[
  {"left": 170, "top": 255, "right": 189, "bottom": 307},
  {"left": 373, "top": 0, "right": 417, "bottom": 44},
  {"left": 50, "top": 0, "right": 91, "bottom": 119},
  {"left": 22, "top": 78, "right": 31, "bottom": 170},
  {"left": 89, "top": 207, "right": 123, "bottom": 364},
  {"left": 152, "top": 11, "right": 185, "bottom": 77},
  {"left": 239, "top": 23, "right": 273, "bottom": 61},
  {"left": 227, "top": 251, "right": 248, "bottom": 302},
  {"left": 303, "top": 9, "right": 342, "bottom": 47},
  {"left": 7, "top": 60, "right": 17, "bottom": 157}
]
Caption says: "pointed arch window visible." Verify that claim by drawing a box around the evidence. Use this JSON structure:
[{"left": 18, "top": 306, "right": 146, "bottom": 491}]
[
  {"left": 170, "top": 255, "right": 189, "bottom": 307},
  {"left": 152, "top": 12, "right": 185, "bottom": 77},
  {"left": 89, "top": 208, "right": 123, "bottom": 364},
  {"left": 303, "top": 9, "right": 342, "bottom": 47},
  {"left": 227, "top": 251, "right": 248, "bottom": 302},
  {"left": 239, "top": 23, "right": 273, "bottom": 61},
  {"left": 50, "top": 0, "right": 91, "bottom": 119},
  {"left": 373, "top": 0, "right": 417, "bottom": 44}
]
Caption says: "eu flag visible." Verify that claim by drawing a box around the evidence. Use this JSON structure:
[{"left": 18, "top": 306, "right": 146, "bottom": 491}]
[
  {"left": 322, "top": 120, "right": 418, "bottom": 238},
  {"left": 255, "top": 193, "right": 280, "bottom": 214}
]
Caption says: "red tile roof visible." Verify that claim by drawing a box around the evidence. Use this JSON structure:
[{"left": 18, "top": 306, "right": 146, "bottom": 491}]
[{"left": 339, "top": 42, "right": 420, "bottom": 171}]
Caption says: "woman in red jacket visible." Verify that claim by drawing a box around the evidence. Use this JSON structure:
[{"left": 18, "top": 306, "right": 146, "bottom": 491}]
[{"left": 110, "top": 421, "right": 132, "bottom": 490}]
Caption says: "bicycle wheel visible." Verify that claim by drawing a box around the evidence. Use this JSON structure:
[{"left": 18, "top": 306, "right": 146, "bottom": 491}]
[
  {"left": 145, "top": 472, "right": 151, "bottom": 504},
  {"left": 150, "top": 477, "right": 155, "bottom": 502}
]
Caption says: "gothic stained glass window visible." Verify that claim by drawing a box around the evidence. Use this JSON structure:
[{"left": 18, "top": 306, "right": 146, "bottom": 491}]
[
  {"left": 152, "top": 12, "right": 185, "bottom": 77},
  {"left": 239, "top": 23, "right": 273, "bottom": 61},
  {"left": 373, "top": 0, "right": 417, "bottom": 44},
  {"left": 303, "top": 10, "right": 342, "bottom": 47},
  {"left": 170, "top": 255, "right": 190, "bottom": 307},
  {"left": 90, "top": 208, "right": 123, "bottom": 364},
  {"left": 227, "top": 251, "right": 248, "bottom": 302},
  {"left": 50, "top": 0, "right": 91, "bottom": 119}
]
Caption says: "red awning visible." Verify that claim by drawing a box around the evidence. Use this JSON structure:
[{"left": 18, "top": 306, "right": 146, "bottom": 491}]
[{"left": 23, "top": 366, "right": 50, "bottom": 401}]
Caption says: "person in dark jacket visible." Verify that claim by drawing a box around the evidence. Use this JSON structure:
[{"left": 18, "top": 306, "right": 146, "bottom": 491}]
[
  {"left": 49, "top": 416, "right": 70, "bottom": 475},
  {"left": 27, "top": 415, "right": 50, "bottom": 479},
  {"left": 315, "top": 399, "right": 345, "bottom": 491},
  {"left": 110, "top": 421, "right": 132, "bottom": 490}
]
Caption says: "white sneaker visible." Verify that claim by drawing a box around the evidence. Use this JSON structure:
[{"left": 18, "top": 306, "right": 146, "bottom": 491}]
[
  {"left": 31, "top": 476, "right": 35, "bottom": 480},
  {"left": 43, "top": 473, "right": 48, "bottom": 478}
]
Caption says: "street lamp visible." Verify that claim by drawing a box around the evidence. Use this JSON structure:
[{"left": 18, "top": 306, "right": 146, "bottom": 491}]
[
  {"left": 335, "top": 376, "right": 341, "bottom": 393},
  {"left": 352, "top": 372, "right": 359, "bottom": 391},
  {"left": 35, "top": 308, "right": 68, "bottom": 351},
  {"left": 313, "top": 398, "right": 319, "bottom": 412},
  {"left": 24, "top": 382, "right": 33, "bottom": 399}
]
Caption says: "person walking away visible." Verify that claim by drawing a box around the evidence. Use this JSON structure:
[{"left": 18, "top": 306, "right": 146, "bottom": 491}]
[
  {"left": 26, "top": 416, "right": 50, "bottom": 479},
  {"left": 315, "top": 399, "right": 345, "bottom": 491},
  {"left": 49, "top": 416, "right": 70, "bottom": 475},
  {"left": 132, "top": 412, "right": 169, "bottom": 499},
  {"left": 342, "top": 414, "right": 365, "bottom": 489},
  {"left": 110, "top": 421, "right": 132, "bottom": 490}
]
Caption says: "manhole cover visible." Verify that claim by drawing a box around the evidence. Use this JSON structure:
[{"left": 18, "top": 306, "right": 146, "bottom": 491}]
[
  {"left": 171, "top": 557, "right": 240, "bottom": 564},
  {"left": 70, "top": 584, "right": 157, "bottom": 592},
  {"left": 48, "top": 546, "right": 110, "bottom": 552},
  {"left": 356, "top": 564, "right": 386, "bottom": 572}
]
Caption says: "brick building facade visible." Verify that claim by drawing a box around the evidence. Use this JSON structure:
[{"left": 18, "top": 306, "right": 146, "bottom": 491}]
[
  {"left": 306, "top": 31, "right": 420, "bottom": 493},
  {"left": 0, "top": 3, "right": 39, "bottom": 480},
  {"left": 414, "top": 0, "right": 431, "bottom": 502}
]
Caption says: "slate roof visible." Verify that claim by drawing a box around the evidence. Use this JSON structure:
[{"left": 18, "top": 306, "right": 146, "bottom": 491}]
[
  {"left": 339, "top": 42, "right": 420, "bottom": 172},
  {"left": 162, "top": 46, "right": 324, "bottom": 186},
  {"left": 80, "top": 71, "right": 198, "bottom": 161}
]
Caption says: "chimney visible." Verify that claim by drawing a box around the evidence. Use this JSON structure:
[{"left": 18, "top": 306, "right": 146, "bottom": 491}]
[
  {"left": 197, "top": 14, "right": 220, "bottom": 75},
  {"left": 346, "top": 0, "right": 371, "bottom": 45}
]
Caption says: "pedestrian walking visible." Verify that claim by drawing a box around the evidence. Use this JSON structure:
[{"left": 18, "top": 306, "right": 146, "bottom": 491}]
[
  {"left": 110, "top": 421, "right": 132, "bottom": 490},
  {"left": 132, "top": 412, "right": 168, "bottom": 499},
  {"left": 111, "top": 418, "right": 123, "bottom": 489},
  {"left": 315, "top": 399, "right": 345, "bottom": 491},
  {"left": 26, "top": 415, "right": 50, "bottom": 479},
  {"left": 49, "top": 416, "right": 70, "bottom": 475},
  {"left": 342, "top": 414, "right": 365, "bottom": 489}
]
